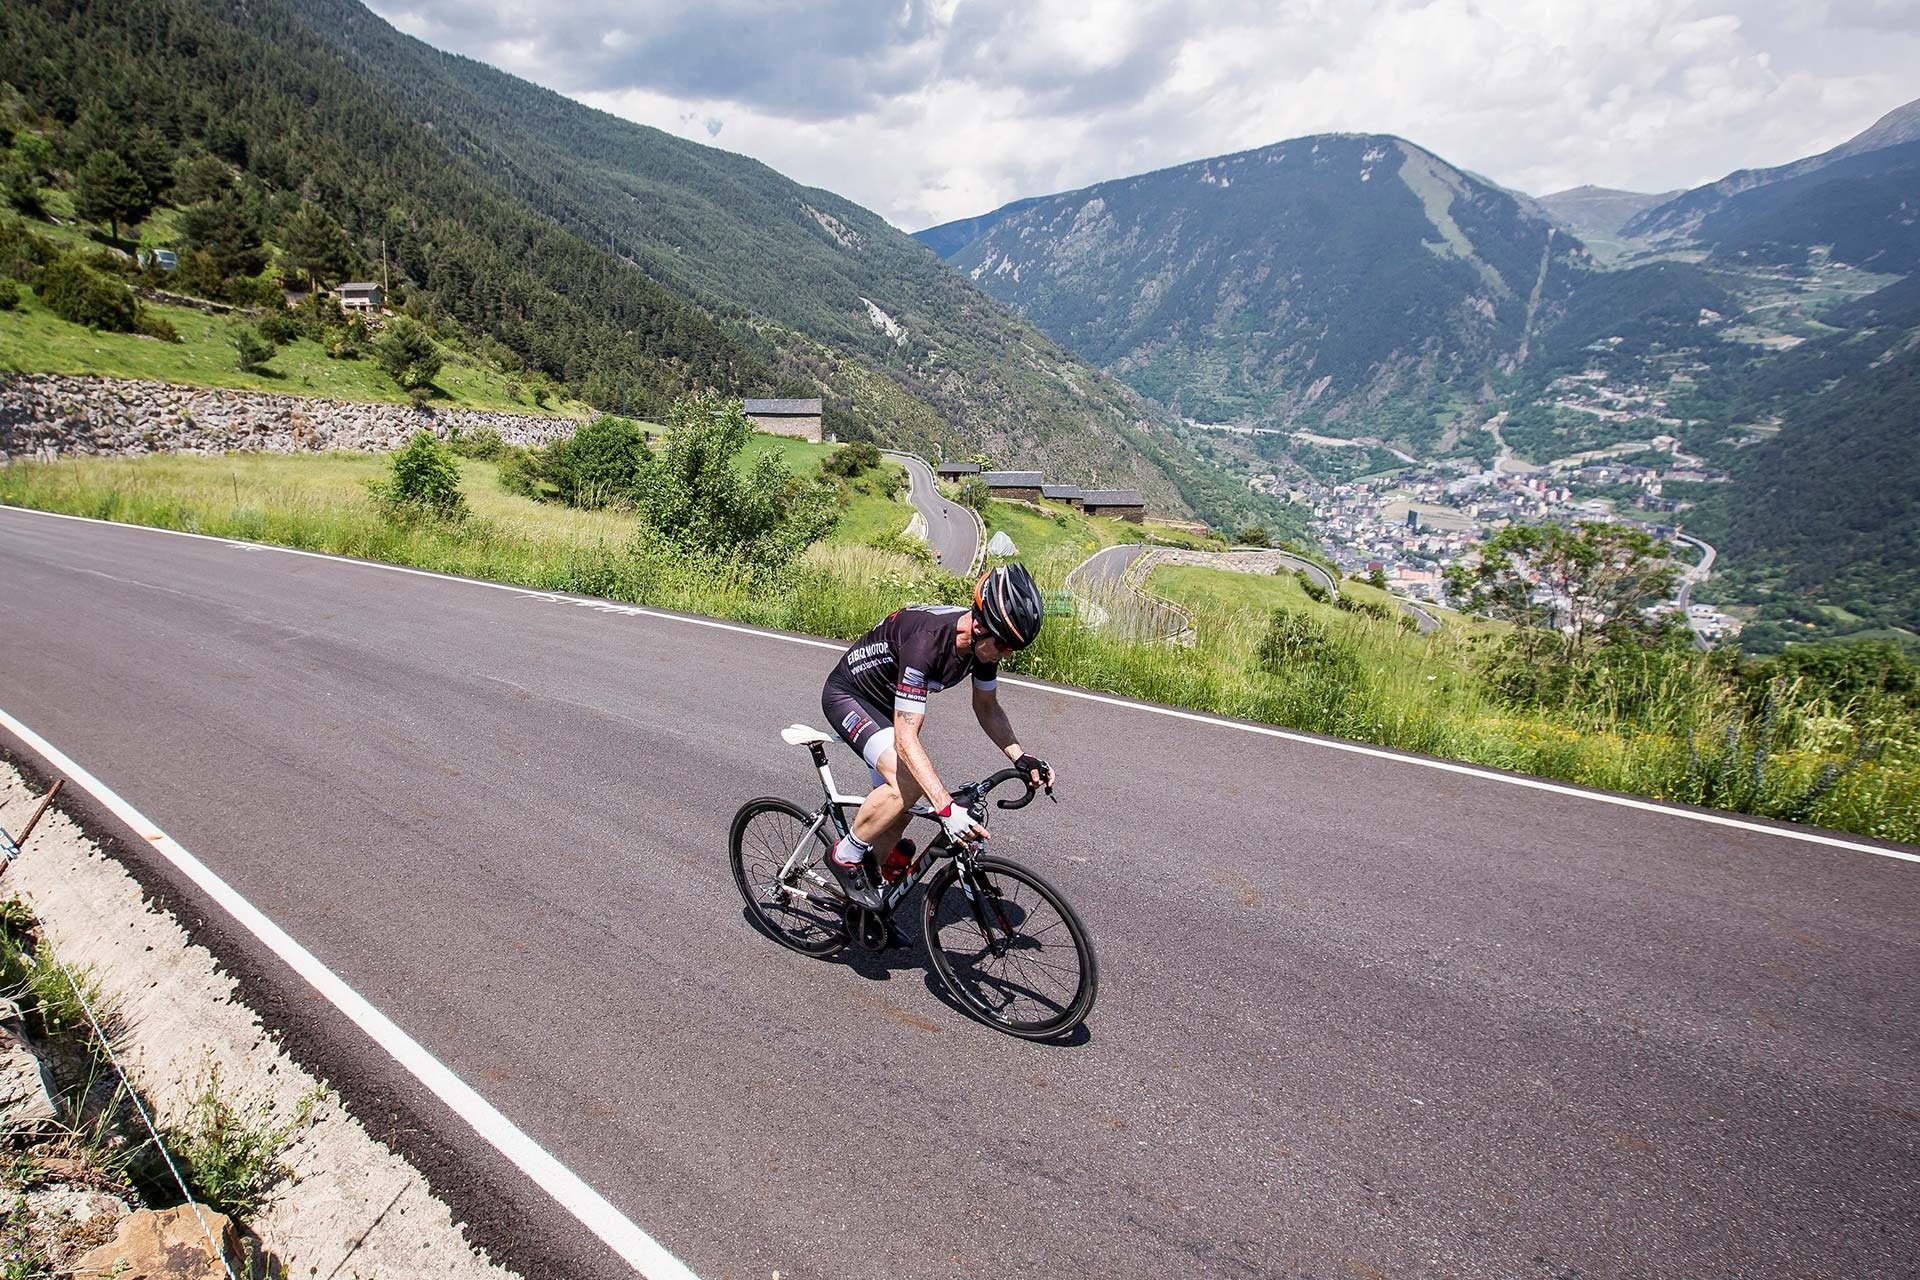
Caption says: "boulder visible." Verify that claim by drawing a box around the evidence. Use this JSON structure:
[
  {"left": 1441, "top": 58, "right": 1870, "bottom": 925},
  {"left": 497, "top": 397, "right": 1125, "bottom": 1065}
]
[{"left": 72, "top": 1205, "right": 244, "bottom": 1280}]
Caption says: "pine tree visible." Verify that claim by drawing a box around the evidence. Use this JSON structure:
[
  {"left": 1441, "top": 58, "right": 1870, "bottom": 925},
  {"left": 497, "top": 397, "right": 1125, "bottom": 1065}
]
[
  {"left": 280, "top": 202, "right": 354, "bottom": 293},
  {"left": 72, "top": 149, "right": 151, "bottom": 242}
]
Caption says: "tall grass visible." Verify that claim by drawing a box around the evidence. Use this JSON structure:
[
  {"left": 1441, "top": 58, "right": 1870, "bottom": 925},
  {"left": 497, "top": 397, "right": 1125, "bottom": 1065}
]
[{"left": 3, "top": 454, "right": 1914, "bottom": 844}]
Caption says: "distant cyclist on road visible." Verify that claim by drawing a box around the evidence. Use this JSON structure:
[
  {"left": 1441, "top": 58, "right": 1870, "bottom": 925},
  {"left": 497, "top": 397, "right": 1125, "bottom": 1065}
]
[{"left": 820, "top": 563, "right": 1055, "bottom": 908}]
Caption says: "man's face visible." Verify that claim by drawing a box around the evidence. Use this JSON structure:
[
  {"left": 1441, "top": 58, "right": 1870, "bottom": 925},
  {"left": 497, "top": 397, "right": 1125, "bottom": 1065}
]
[{"left": 974, "top": 632, "right": 1015, "bottom": 664}]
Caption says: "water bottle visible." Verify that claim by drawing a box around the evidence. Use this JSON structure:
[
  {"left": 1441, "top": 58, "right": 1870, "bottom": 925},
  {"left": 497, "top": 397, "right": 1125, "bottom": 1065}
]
[{"left": 881, "top": 839, "right": 917, "bottom": 883}]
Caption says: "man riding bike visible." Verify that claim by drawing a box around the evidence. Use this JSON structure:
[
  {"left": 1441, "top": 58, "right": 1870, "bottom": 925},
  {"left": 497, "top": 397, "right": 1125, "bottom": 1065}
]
[{"left": 819, "top": 562, "right": 1056, "bottom": 908}]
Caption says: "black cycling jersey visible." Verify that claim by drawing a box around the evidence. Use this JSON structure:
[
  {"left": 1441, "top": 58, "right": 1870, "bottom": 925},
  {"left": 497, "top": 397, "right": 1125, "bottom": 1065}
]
[{"left": 825, "top": 604, "right": 998, "bottom": 718}]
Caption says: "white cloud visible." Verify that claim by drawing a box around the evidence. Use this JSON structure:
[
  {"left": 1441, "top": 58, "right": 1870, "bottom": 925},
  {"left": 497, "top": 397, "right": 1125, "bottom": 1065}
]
[{"left": 367, "top": 0, "right": 1920, "bottom": 229}]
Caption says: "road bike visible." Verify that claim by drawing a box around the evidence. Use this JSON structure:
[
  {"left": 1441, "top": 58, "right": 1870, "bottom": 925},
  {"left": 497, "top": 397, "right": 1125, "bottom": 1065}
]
[{"left": 729, "top": 725, "right": 1098, "bottom": 1039}]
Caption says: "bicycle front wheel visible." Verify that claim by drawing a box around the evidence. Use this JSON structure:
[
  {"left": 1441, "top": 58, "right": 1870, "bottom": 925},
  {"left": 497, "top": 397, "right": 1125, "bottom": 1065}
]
[
  {"left": 921, "top": 856, "right": 1097, "bottom": 1039},
  {"left": 730, "top": 798, "right": 847, "bottom": 957}
]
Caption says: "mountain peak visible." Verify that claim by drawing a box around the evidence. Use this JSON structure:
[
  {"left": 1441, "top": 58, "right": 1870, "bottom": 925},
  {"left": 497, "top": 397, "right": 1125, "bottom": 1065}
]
[{"left": 1834, "top": 95, "right": 1920, "bottom": 159}]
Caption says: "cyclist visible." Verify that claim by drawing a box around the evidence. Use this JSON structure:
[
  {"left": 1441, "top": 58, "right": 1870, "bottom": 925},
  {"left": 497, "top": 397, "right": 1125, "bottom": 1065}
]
[{"left": 820, "top": 562, "right": 1056, "bottom": 908}]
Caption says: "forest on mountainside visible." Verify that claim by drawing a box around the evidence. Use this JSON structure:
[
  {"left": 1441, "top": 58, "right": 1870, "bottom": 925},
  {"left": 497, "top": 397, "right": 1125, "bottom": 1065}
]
[
  {"left": 0, "top": 0, "right": 1309, "bottom": 536},
  {"left": 0, "top": 0, "right": 768, "bottom": 413}
]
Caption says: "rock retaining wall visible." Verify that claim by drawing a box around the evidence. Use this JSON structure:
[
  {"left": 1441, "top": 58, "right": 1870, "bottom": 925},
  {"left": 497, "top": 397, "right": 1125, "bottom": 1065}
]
[{"left": 0, "top": 373, "right": 585, "bottom": 462}]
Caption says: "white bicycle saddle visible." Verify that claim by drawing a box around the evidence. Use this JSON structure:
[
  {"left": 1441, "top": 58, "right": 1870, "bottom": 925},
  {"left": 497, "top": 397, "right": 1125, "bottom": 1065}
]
[{"left": 781, "top": 724, "right": 832, "bottom": 746}]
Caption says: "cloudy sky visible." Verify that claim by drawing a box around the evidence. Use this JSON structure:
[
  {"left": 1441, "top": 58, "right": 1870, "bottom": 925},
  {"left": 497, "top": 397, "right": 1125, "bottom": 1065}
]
[{"left": 368, "top": 0, "right": 1919, "bottom": 230}]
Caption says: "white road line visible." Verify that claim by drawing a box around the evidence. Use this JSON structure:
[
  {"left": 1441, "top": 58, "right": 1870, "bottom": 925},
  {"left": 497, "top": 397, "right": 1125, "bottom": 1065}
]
[
  {"left": 0, "top": 705, "right": 700, "bottom": 1280},
  {"left": 5, "top": 503, "right": 1915, "bottom": 866}
]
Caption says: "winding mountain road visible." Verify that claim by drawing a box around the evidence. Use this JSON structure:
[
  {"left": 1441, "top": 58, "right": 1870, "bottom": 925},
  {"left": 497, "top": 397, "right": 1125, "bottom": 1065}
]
[
  {"left": 2, "top": 506, "right": 1916, "bottom": 1280},
  {"left": 884, "top": 451, "right": 980, "bottom": 572}
]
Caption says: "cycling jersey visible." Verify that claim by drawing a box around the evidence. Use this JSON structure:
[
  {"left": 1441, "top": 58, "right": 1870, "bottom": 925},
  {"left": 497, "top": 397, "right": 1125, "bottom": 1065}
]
[
  {"left": 826, "top": 605, "right": 998, "bottom": 717},
  {"left": 822, "top": 605, "right": 998, "bottom": 777}
]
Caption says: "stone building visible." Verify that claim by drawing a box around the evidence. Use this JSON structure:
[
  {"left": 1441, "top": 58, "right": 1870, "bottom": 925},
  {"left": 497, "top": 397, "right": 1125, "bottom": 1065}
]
[{"left": 742, "top": 398, "right": 823, "bottom": 441}]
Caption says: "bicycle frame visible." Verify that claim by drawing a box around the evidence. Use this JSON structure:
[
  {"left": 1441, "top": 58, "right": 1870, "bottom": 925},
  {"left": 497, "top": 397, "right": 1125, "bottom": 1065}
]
[{"left": 777, "top": 735, "right": 980, "bottom": 914}]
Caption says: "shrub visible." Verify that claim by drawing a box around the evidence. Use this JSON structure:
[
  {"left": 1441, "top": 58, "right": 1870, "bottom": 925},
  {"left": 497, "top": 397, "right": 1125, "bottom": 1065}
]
[
  {"left": 823, "top": 441, "right": 881, "bottom": 478},
  {"left": 543, "top": 415, "right": 647, "bottom": 508},
  {"left": 231, "top": 324, "right": 274, "bottom": 372},
  {"left": 133, "top": 306, "right": 181, "bottom": 343},
  {"left": 448, "top": 425, "right": 509, "bottom": 461},
  {"left": 0, "top": 279, "right": 17, "bottom": 311},
  {"left": 632, "top": 390, "right": 835, "bottom": 568},
  {"left": 371, "top": 429, "right": 466, "bottom": 522},
  {"left": 256, "top": 306, "right": 299, "bottom": 345},
  {"left": 1294, "top": 568, "right": 1330, "bottom": 604},
  {"left": 36, "top": 255, "right": 136, "bottom": 331},
  {"left": 498, "top": 445, "right": 545, "bottom": 498},
  {"left": 373, "top": 315, "right": 443, "bottom": 390},
  {"left": 1235, "top": 524, "right": 1270, "bottom": 547}
]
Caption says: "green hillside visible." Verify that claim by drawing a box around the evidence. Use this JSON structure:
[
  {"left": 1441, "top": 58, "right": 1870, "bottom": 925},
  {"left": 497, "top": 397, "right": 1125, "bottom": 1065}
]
[{"left": 0, "top": 0, "right": 1309, "bottom": 535}]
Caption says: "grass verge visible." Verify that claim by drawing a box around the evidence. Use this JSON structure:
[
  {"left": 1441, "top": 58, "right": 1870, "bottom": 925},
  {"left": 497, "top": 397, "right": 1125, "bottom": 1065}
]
[{"left": 1, "top": 452, "right": 1913, "bottom": 845}]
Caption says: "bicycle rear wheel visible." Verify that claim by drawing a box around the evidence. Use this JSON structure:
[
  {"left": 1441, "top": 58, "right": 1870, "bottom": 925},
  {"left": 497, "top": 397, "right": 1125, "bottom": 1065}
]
[
  {"left": 921, "top": 855, "right": 1097, "bottom": 1039},
  {"left": 730, "top": 798, "right": 847, "bottom": 957}
]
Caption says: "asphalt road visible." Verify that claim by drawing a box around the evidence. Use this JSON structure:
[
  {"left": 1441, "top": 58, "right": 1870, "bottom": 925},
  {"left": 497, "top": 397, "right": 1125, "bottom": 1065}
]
[
  {"left": 4, "top": 506, "right": 1917, "bottom": 1280},
  {"left": 885, "top": 451, "right": 979, "bottom": 572}
]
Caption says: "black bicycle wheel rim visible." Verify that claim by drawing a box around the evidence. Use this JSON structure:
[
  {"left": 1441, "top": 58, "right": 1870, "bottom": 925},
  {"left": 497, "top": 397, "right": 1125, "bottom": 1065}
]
[
  {"left": 730, "top": 798, "right": 847, "bottom": 957},
  {"left": 921, "top": 856, "right": 1097, "bottom": 1038}
]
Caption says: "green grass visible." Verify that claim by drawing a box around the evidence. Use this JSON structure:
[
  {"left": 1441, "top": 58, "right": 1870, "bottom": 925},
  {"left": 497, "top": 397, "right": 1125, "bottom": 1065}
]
[
  {"left": 1, "top": 451, "right": 1912, "bottom": 845},
  {"left": 0, "top": 283, "right": 577, "bottom": 414},
  {"left": 734, "top": 436, "right": 910, "bottom": 547}
]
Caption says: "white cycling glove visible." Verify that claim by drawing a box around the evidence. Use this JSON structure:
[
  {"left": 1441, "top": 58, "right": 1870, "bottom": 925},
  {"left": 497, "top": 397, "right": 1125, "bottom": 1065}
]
[{"left": 938, "top": 802, "right": 983, "bottom": 845}]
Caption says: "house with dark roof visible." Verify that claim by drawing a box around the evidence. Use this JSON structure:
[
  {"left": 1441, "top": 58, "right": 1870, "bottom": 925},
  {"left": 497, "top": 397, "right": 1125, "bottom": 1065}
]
[
  {"left": 936, "top": 461, "right": 981, "bottom": 479},
  {"left": 1040, "top": 484, "right": 1083, "bottom": 505},
  {"left": 337, "top": 282, "right": 383, "bottom": 312},
  {"left": 1079, "top": 489, "right": 1146, "bottom": 521},
  {"left": 982, "top": 471, "right": 1045, "bottom": 501},
  {"left": 742, "top": 398, "right": 823, "bottom": 442}
]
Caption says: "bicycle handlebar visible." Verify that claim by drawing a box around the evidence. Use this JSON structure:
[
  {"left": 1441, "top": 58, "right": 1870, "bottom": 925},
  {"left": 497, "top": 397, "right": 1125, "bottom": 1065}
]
[{"left": 957, "top": 767, "right": 1052, "bottom": 811}]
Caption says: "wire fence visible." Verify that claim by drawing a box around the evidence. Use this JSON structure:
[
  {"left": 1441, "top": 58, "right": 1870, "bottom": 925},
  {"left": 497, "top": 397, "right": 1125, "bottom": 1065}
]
[{"left": 2, "top": 778, "right": 244, "bottom": 1280}]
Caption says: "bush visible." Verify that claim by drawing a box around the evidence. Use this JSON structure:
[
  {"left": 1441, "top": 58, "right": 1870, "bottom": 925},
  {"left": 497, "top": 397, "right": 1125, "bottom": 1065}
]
[
  {"left": 133, "top": 306, "right": 181, "bottom": 342},
  {"left": 1294, "top": 568, "right": 1330, "bottom": 604},
  {"left": 543, "top": 415, "right": 646, "bottom": 508},
  {"left": 632, "top": 391, "right": 836, "bottom": 568},
  {"left": 256, "top": 306, "right": 299, "bottom": 345},
  {"left": 371, "top": 430, "right": 466, "bottom": 521},
  {"left": 1235, "top": 524, "right": 1271, "bottom": 547},
  {"left": 231, "top": 324, "right": 274, "bottom": 372},
  {"left": 448, "top": 425, "right": 509, "bottom": 461},
  {"left": 0, "top": 279, "right": 18, "bottom": 311},
  {"left": 372, "top": 315, "right": 443, "bottom": 390},
  {"left": 36, "top": 255, "right": 136, "bottom": 331},
  {"left": 823, "top": 441, "right": 881, "bottom": 478},
  {"left": 498, "top": 445, "right": 545, "bottom": 498}
]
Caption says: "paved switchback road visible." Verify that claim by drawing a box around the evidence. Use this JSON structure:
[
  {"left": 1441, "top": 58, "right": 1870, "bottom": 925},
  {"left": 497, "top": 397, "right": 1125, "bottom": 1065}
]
[
  {"left": 885, "top": 451, "right": 979, "bottom": 572},
  {"left": 2, "top": 507, "right": 1917, "bottom": 1280}
]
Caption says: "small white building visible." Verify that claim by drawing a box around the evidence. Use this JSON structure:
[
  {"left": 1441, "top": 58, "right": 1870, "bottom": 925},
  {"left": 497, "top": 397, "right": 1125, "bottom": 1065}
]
[{"left": 337, "top": 282, "right": 384, "bottom": 313}]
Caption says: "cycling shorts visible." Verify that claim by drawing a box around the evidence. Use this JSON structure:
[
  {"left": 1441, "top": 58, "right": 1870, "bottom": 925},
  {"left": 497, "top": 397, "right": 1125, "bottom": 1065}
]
[{"left": 822, "top": 681, "right": 894, "bottom": 787}]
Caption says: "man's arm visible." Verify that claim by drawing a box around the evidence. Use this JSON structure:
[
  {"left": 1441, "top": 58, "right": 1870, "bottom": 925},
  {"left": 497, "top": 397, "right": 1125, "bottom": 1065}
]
[
  {"left": 973, "top": 686, "right": 1055, "bottom": 786},
  {"left": 891, "top": 710, "right": 954, "bottom": 814}
]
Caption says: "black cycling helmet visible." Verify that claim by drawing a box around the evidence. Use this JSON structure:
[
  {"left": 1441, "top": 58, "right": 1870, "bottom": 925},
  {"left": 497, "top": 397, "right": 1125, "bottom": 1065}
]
[{"left": 973, "top": 562, "right": 1045, "bottom": 649}]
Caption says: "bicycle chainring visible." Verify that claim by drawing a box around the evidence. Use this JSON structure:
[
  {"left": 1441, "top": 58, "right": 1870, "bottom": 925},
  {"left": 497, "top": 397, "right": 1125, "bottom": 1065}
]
[{"left": 848, "top": 906, "right": 890, "bottom": 951}]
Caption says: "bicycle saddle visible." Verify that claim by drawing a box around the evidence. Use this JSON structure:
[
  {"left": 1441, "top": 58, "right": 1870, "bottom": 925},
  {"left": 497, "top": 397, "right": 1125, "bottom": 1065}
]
[{"left": 781, "top": 724, "right": 832, "bottom": 746}]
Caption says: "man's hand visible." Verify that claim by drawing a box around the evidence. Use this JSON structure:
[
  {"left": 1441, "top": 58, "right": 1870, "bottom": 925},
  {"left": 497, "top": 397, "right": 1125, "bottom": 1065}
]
[
  {"left": 1014, "top": 753, "right": 1055, "bottom": 788},
  {"left": 938, "top": 802, "right": 987, "bottom": 846}
]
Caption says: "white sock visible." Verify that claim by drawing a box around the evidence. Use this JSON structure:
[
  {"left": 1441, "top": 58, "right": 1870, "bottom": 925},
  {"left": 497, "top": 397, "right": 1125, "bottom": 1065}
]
[{"left": 832, "top": 832, "right": 872, "bottom": 868}]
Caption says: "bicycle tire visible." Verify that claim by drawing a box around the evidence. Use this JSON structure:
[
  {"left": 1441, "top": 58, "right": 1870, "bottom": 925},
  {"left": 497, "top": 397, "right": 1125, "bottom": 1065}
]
[
  {"left": 730, "top": 797, "right": 847, "bottom": 958},
  {"left": 921, "top": 855, "right": 1097, "bottom": 1039}
]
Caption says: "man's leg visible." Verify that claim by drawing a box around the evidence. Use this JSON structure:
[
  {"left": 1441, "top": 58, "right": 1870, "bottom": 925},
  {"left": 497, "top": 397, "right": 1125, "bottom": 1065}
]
[{"left": 851, "top": 747, "right": 922, "bottom": 853}]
